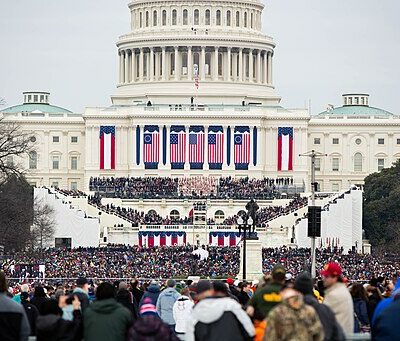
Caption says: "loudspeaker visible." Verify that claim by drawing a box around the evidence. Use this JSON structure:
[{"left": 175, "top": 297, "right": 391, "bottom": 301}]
[{"left": 308, "top": 206, "right": 321, "bottom": 237}]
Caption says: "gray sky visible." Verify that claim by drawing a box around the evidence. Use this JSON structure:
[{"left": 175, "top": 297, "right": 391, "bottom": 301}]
[{"left": 0, "top": 0, "right": 399, "bottom": 114}]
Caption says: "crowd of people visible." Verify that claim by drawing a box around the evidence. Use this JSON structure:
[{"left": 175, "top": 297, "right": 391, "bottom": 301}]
[
  {"left": 89, "top": 176, "right": 299, "bottom": 200},
  {"left": 1, "top": 259, "right": 399, "bottom": 340}
]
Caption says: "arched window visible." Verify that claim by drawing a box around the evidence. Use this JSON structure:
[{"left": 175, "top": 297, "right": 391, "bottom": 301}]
[
  {"left": 205, "top": 9, "right": 211, "bottom": 25},
  {"left": 216, "top": 10, "right": 221, "bottom": 25},
  {"left": 194, "top": 9, "right": 199, "bottom": 25},
  {"left": 214, "top": 210, "right": 225, "bottom": 223},
  {"left": 172, "top": 9, "right": 177, "bottom": 25},
  {"left": 183, "top": 9, "right": 188, "bottom": 25},
  {"left": 162, "top": 10, "right": 167, "bottom": 25},
  {"left": 170, "top": 209, "right": 180, "bottom": 220},
  {"left": 226, "top": 10, "right": 231, "bottom": 26},
  {"left": 29, "top": 151, "right": 37, "bottom": 169},
  {"left": 153, "top": 10, "right": 157, "bottom": 26},
  {"left": 148, "top": 209, "right": 157, "bottom": 215},
  {"left": 140, "top": 12, "right": 143, "bottom": 28},
  {"left": 145, "top": 11, "right": 149, "bottom": 27},
  {"left": 354, "top": 153, "right": 363, "bottom": 172},
  {"left": 237, "top": 210, "right": 246, "bottom": 217},
  {"left": 236, "top": 11, "right": 240, "bottom": 27},
  {"left": 244, "top": 12, "right": 247, "bottom": 27}
]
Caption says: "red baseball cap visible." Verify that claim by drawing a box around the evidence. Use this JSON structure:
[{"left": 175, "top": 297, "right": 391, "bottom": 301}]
[
  {"left": 226, "top": 278, "right": 234, "bottom": 285},
  {"left": 320, "top": 262, "right": 342, "bottom": 277}
]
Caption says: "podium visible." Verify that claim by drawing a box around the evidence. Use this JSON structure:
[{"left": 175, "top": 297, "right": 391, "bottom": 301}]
[{"left": 238, "top": 235, "right": 263, "bottom": 281}]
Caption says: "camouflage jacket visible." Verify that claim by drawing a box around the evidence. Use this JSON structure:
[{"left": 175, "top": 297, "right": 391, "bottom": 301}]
[{"left": 264, "top": 296, "right": 324, "bottom": 341}]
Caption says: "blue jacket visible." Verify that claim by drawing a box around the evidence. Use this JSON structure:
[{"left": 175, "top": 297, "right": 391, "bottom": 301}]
[
  {"left": 372, "top": 297, "right": 400, "bottom": 340},
  {"left": 139, "top": 284, "right": 161, "bottom": 307},
  {"left": 372, "top": 280, "right": 400, "bottom": 325},
  {"left": 156, "top": 287, "right": 180, "bottom": 325},
  {"left": 353, "top": 298, "right": 369, "bottom": 332}
]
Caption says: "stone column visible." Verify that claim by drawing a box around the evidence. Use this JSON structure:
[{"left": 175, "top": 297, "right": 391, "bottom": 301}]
[
  {"left": 256, "top": 50, "right": 261, "bottom": 83},
  {"left": 187, "top": 46, "right": 193, "bottom": 80},
  {"left": 149, "top": 47, "right": 154, "bottom": 81},
  {"left": 248, "top": 49, "right": 253, "bottom": 82},
  {"left": 124, "top": 50, "right": 129, "bottom": 83},
  {"left": 161, "top": 47, "right": 166, "bottom": 81},
  {"left": 119, "top": 52, "right": 123, "bottom": 84},
  {"left": 213, "top": 46, "right": 219, "bottom": 81},
  {"left": 267, "top": 52, "right": 272, "bottom": 85},
  {"left": 200, "top": 46, "right": 206, "bottom": 81},
  {"left": 131, "top": 49, "right": 136, "bottom": 83},
  {"left": 139, "top": 48, "right": 144, "bottom": 81},
  {"left": 174, "top": 46, "right": 179, "bottom": 80},
  {"left": 238, "top": 48, "right": 243, "bottom": 82},
  {"left": 263, "top": 51, "right": 268, "bottom": 84},
  {"left": 226, "top": 47, "right": 231, "bottom": 81}
]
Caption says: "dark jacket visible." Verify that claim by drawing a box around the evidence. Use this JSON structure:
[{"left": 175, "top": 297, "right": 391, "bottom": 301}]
[
  {"left": 0, "top": 293, "right": 30, "bottom": 341},
  {"left": 21, "top": 301, "right": 39, "bottom": 335},
  {"left": 186, "top": 296, "right": 255, "bottom": 341},
  {"left": 131, "top": 287, "right": 144, "bottom": 308},
  {"left": 353, "top": 298, "right": 369, "bottom": 332},
  {"left": 116, "top": 288, "right": 138, "bottom": 319},
  {"left": 139, "top": 283, "right": 161, "bottom": 307},
  {"left": 367, "top": 291, "right": 381, "bottom": 321},
  {"left": 84, "top": 298, "right": 133, "bottom": 341},
  {"left": 31, "top": 296, "right": 49, "bottom": 315},
  {"left": 128, "top": 315, "right": 179, "bottom": 341},
  {"left": 304, "top": 294, "right": 345, "bottom": 341},
  {"left": 36, "top": 310, "right": 82, "bottom": 341},
  {"left": 237, "top": 291, "right": 250, "bottom": 307},
  {"left": 372, "top": 297, "right": 400, "bottom": 341}
]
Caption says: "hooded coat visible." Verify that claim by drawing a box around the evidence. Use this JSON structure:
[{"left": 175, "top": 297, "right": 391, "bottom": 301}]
[
  {"left": 139, "top": 283, "right": 161, "bottom": 307},
  {"left": 83, "top": 298, "right": 133, "bottom": 341},
  {"left": 156, "top": 287, "right": 180, "bottom": 325},
  {"left": 128, "top": 315, "right": 180, "bottom": 341},
  {"left": 186, "top": 296, "right": 255, "bottom": 341},
  {"left": 36, "top": 310, "right": 82, "bottom": 341}
]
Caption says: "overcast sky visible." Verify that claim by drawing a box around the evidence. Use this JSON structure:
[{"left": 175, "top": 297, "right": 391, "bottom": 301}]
[{"left": 0, "top": 0, "right": 399, "bottom": 114}]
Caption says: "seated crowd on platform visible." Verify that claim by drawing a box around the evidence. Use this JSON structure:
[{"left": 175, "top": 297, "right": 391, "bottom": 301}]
[
  {"left": 1, "top": 249, "right": 399, "bottom": 340},
  {"left": 89, "top": 176, "right": 297, "bottom": 200}
]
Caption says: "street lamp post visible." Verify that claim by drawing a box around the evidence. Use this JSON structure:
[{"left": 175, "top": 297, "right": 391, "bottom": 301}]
[{"left": 237, "top": 215, "right": 253, "bottom": 280}]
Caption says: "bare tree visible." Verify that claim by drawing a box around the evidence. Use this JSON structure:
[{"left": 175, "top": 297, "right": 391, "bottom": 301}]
[{"left": 31, "top": 198, "right": 56, "bottom": 250}]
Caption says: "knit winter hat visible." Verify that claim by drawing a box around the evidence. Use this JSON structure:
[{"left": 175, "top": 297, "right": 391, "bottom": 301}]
[
  {"left": 294, "top": 271, "right": 314, "bottom": 295},
  {"left": 140, "top": 297, "right": 158, "bottom": 316}
]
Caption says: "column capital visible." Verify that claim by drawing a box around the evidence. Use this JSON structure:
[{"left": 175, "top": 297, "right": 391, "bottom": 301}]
[
  {"left": 227, "top": 46, "right": 232, "bottom": 51},
  {"left": 174, "top": 46, "right": 179, "bottom": 51},
  {"left": 214, "top": 46, "right": 219, "bottom": 51},
  {"left": 149, "top": 47, "right": 154, "bottom": 51}
]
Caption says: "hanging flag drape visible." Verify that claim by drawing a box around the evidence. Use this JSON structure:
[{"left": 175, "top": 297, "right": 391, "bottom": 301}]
[
  {"left": 100, "top": 126, "right": 115, "bottom": 170},
  {"left": 278, "top": 127, "right": 293, "bottom": 171},
  {"left": 208, "top": 126, "right": 224, "bottom": 170},
  {"left": 234, "top": 126, "right": 250, "bottom": 170},
  {"left": 209, "top": 232, "right": 241, "bottom": 246},
  {"left": 189, "top": 125, "right": 205, "bottom": 169},
  {"left": 143, "top": 125, "right": 160, "bottom": 169},
  {"left": 170, "top": 125, "right": 186, "bottom": 169},
  {"left": 138, "top": 231, "right": 187, "bottom": 246}
]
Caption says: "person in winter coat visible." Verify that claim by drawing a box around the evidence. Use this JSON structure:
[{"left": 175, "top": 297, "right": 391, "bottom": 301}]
[
  {"left": 116, "top": 282, "right": 138, "bottom": 319},
  {"left": 186, "top": 280, "right": 255, "bottom": 341},
  {"left": 72, "top": 277, "right": 90, "bottom": 312},
  {"left": 294, "top": 272, "right": 345, "bottom": 341},
  {"left": 139, "top": 281, "right": 161, "bottom": 306},
  {"left": 156, "top": 279, "right": 180, "bottom": 329},
  {"left": 21, "top": 291, "right": 39, "bottom": 336},
  {"left": 173, "top": 288, "right": 194, "bottom": 340},
  {"left": 36, "top": 297, "right": 82, "bottom": 341},
  {"left": 130, "top": 279, "right": 144, "bottom": 309},
  {"left": 264, "top": 287, "right": 324, "bottom": 341},
  {"left": 372, "top": 277, "right": 400, "bottom": 325},
  {"left": 31, "top": 286, "right": 49, "bottom": 315},
  {"left": 321, "top": 262, "right": 354, "bottom": 335},
  {"left": 237, "top": 281, "right": 251, "bottom": 307},
  {"left": 84, "top": 282, "right": 133, "bottom": 341},
  {"left": 129, "top": 297, "right": 179, "bottom": 341},
  {"left": 0, "top": 271, "right": 31, "bottom": 341},
  {"left": 366, "top": 283, "right": 382, "bottom": 321},
  {"left": 371, "top": 297, "right": 400, "bottom": 340},
  {"left": 350, "top": 283, "right": 370, "bottom": 332}
]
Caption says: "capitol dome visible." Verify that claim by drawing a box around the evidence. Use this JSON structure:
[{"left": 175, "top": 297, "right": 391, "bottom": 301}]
[{"left": 112, "top": 0, "right": 279, "bottom": 105}]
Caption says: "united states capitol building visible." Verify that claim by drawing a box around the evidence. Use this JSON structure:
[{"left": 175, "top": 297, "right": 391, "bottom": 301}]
[{"left": 0, "top": 0, "right": 394, "bottom": 249}]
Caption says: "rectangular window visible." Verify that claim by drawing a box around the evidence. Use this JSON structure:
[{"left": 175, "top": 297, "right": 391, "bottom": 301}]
[
  {"left": 314, "top": 138, "right": 320, "bottom": 145},
  {"left": 53, "top": 136, "right": 60, "bottom": 143},
  {"left": 71, "top": 156, "right": 78, "bottom": 170},
  {"left": 52, "top": 181, "right": 59, "bottom": 188},
  {"left": 332, "top": 183, "right": 340, "bottom": 192},
  {"left": 378, "top": 158, "right": 385, "bottom": 171},
  {"left": 71, "top": 182, "right": 78, "bottom": 191},
  {"left": 314, "top": 158, "right": 321, "bottom": 171},
  {"left": 378, "top": 138, "right": 385, "bottom": 145},
  {"left": 332, "top": 158, "right": 339, "bottom": 171},
  {"left": 397, "top": 138, "right": 400, "bottom": 145},
  {"left": 71, "top": 136, "right": 78, "bottom": 143},
  {"left": 52, "top": 156, "right": 60, "bottom": 170},
  {"left": 332, "top": 138, "right": 339, "bottom": 145}
]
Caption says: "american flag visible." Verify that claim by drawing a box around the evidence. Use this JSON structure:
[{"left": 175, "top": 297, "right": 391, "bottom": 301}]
[
  {"left": 143, "top": 128, "right": 159, "bottom": 163},
  {"left": 189, "top": 130, "right": 204, "bottom": 163},
  {"left": 170, "top": 130, "right": 186, "bottom": 163},
  {"left": 194, "top": 64, "right": 199, "bottom": 90},
  {"left": 208, "top": 131, "right": 224, "bottom": 164},
  {"left": 234, "top": 130, "right": 250, "bottom": 164}
]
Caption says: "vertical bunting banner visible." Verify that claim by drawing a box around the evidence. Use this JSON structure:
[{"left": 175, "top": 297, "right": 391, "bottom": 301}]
[
  {"left": 136, "top": 125, "right": 140, "bottom": 166},
  {"left": 143, "top": 125, "right": 159, "bottom": 169},
  {"left": 170, "top": 125, "right": 186, "bottom": 169},
  {"left": 100, "top": 126, "right": 115, "bottom": 170},
  {"left": 162, "top": 125, "right": 167, "bottom": 165},
  {"left": 234, "top": 126, "right": 250, "bottom": 170},
  {"left": 189, "top": 125, "right": 205, "bottom": 169},
  {"left": 253, "top": 126, "right": 257, "bottom": 166},
  {"left": 208, "top": 126, "right": 224, "bottom": 170},
  {"left": 227, "top": 126, "right": 231, "bottom": 166},
  {"left": 278, "top": 127, "right": 293, "bottom": 171}
]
